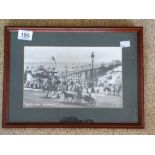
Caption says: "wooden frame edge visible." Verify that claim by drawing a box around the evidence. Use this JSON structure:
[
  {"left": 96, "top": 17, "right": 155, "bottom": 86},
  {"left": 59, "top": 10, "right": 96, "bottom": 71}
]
[
  {"left": 2, "top": 26, "right": 11, "bottom": 128},
  {"left": 2, "top": 27, "right": 144, "bottom": 128},
  {"left": 137, "top": 27, "right": 144, "bottom": 128}
]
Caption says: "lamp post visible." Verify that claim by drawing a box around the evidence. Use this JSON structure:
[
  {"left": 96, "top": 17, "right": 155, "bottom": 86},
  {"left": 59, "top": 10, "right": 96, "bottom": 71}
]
[{"left": 91, "top": 52, "right": 95, "bottom": 93}]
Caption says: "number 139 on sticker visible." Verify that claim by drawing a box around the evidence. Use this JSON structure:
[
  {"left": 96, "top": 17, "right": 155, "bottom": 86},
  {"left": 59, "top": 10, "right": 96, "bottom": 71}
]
[{"left": 18, "top": 30, "right": 33, "bottom": 41}]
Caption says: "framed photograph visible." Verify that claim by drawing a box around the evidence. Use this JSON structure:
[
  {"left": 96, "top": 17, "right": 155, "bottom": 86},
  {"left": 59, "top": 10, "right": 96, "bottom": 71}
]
[{"left": 2, "top": 27, "right": 144, "bottom": 128}]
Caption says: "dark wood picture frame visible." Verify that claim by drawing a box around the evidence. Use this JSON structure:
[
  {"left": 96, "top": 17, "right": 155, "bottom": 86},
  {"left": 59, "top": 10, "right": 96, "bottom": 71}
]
[{"left": 2, "top": 27, "right": 144, "bottom": 128}]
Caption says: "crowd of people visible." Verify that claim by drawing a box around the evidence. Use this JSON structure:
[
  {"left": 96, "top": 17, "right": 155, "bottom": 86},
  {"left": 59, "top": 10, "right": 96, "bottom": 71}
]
[{"left": 24, "top": 65, "right": 122, "bottom": 99}]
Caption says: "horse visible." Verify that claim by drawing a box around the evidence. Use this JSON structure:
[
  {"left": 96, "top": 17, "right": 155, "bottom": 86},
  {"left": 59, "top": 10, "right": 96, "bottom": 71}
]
[
  {"left": 62, "top": 91, "right": 76, "bottom": 103},
  {"left": 103, "top": 87, "right": 111, "bottom": 95}
]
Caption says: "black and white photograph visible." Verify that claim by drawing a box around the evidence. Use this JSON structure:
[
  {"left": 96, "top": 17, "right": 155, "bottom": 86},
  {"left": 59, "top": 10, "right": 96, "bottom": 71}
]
[{"left": 23, "top": 46, "right": 123, "bottom": 108}]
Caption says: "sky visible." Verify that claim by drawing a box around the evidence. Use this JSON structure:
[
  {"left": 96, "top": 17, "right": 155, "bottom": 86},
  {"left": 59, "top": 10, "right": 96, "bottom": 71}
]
[{"left": 24, "top": 46, "right": 122, "bottom": 64}]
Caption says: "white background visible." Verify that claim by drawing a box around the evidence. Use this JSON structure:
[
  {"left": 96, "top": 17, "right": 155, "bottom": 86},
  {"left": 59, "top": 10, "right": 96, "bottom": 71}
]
[
  {"left": 0, "top": 136, "right": 155, "bottom": 155},
  {"left": 0, "top": 0, "right": 154, "bottom": 155},
  {"left": 0, "top": 0, "right": 154, "bottom": 19}
]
